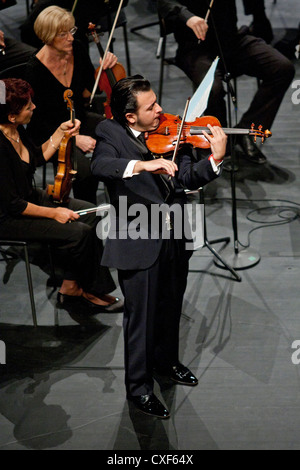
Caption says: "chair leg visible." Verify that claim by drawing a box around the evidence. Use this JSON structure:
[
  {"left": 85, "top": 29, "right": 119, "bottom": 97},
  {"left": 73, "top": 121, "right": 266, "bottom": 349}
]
[
  {"left": 47, "top": 244, "right": 57, "bottom": 289},
  {"left": 23, "top": 244, "right": 38, "bottom": 327}
]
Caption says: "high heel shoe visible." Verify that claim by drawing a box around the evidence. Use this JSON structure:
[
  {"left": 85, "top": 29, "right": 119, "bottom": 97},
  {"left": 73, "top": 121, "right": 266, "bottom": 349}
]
[
  {"left": 80, "top": 296, "right": 124, "bottom": 313},
  {"left": 57, "top": 292, "right": 124, "bottom": 313},
  {"left": 56, "top": 292, "right": 81, "bottom": 305}
]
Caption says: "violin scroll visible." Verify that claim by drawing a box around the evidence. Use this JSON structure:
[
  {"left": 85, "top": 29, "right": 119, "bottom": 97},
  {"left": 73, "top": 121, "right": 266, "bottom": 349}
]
[
  {"left": 249, "top": 123, "right": 272, "bottom": 143},
  {"left": 63, "top": 89, "right": 74, "bottom": 113}
]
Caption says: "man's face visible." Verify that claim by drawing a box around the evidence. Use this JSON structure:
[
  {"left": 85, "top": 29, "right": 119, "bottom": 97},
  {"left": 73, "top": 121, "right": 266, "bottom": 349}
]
[{"left": 127, "top": 89, "right": 162, "bottom": 132}]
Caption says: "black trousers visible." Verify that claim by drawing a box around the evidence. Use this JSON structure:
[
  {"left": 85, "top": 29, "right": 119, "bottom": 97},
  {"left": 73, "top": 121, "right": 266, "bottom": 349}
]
[
  {"left": 176, "top": 32, "right": 295, "bottom": 130},
  {"left": 0, "top": 189, "right": 115, "bottom": 297},
  {"left": 118, "top": 236, "right": 190, "bottom": 397}
]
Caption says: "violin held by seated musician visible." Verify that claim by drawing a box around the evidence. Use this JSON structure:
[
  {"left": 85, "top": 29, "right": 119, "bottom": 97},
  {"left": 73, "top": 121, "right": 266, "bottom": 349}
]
[{"left": 47, "top": 88, "right": 77, "bottom": 204}]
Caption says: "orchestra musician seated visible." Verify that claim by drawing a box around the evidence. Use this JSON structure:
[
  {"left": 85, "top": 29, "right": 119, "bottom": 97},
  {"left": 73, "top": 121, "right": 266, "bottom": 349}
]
[
  {"left": 0, "top": 78, "right": 123, "bottom": 313},
  {"left": 24, "top": 5, "right": 118, "bottom": 204},
  {"left": 157, "top": 0, "right": 295, "bottom": 165},
  {"left": 0, "top": 29, "right": 36, "bottom": 71}
]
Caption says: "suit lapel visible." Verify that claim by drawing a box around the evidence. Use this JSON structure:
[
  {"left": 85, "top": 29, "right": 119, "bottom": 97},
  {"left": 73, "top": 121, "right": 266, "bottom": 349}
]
[{"left": 125, "top": 126, "right": 149, "bottom": 158}]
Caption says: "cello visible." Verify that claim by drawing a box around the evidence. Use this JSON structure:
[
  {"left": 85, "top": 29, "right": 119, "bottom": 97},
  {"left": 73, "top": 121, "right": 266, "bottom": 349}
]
[
  {"left": 47, "top": 89, "right": 77, "bottom": 203},
  {"left": 89, "top": 0, "right": 126, "bottom": 110},
  {"left": 88, "top": 22, "right": 126, "bottom": 119}
]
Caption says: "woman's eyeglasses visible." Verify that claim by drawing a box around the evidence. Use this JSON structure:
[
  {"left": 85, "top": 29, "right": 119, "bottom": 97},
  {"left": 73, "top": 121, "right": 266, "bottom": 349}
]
[{"left": 56, "top": 26, "right": 78, "bottom": 38}]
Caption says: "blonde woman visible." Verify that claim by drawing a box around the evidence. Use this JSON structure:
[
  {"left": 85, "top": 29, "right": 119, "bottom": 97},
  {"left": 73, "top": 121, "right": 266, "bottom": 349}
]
[{"left": 25, "top": 5, "right": 118, "bottom": 204}]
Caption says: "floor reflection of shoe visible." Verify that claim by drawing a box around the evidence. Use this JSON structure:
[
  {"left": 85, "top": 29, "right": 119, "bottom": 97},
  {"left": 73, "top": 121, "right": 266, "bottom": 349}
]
[
  {"left": 127, "top": 393, "right": 170, "bottom": 419},
  {"left": 236, "top": 135, "right": 268, "bottom": 164},
  {"left": 155, "top": 363, "right": 199, "bottom": 386},
  {"left": 170, "top": 363, "right": 199, "bottom": 386}
]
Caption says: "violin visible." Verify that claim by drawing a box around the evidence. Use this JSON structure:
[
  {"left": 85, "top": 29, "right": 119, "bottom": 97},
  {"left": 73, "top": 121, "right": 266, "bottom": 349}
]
[
  {"left": 145, "top": 113, "right": 272, "bottom": 156},
  {"left": 88, "top": 22, "right": 126, "bottom": 119},
  {"left": 47, "top": 89, "right": 77, "bottom": 203}
]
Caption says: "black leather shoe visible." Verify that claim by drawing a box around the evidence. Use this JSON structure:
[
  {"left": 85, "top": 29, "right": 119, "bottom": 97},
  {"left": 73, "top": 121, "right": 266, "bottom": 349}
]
[
  {"left": 236, "top": 135, "right": 267, "bottom": 164},
  {"left": 128, "top": 394, "right": 170, "bottom": 419},
  {"left": 170, "top": 363, "right": 198, "bottom": 386}
]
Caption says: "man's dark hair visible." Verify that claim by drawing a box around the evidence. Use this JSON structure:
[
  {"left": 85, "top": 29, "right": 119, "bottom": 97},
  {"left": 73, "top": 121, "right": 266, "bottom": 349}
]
[{"left": 110, "top": 75, "right": 151, "bottom": 126}]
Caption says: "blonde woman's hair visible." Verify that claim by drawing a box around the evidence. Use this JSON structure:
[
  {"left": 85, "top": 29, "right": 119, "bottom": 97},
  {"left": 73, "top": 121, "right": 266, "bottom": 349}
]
[{"left": 34, "top": 5, "right": 75, "bottom": 44}]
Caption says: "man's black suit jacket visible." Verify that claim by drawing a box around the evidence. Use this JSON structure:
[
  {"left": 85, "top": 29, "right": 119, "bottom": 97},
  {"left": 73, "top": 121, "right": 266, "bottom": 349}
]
[{"left": 91, "top": 118, "right": 219, "bottom": 271}]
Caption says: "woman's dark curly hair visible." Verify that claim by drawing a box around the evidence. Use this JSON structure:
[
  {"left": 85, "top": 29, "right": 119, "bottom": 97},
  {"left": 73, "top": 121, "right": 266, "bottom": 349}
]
[
  {"left": 110, "top": 75, "right": 151, "bottom": 126},
  {"left": 0, "top": 78, "right": 34, "bottom": 124}
]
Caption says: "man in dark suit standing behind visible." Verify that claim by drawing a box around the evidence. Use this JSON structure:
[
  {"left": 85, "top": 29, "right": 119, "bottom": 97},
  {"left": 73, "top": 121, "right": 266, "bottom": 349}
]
[
  {"left": 91, "top": 75, "right": 227, "bottom": 418},
  {"left": 157, "top": 0, "right": 295, "bottom": 164}
]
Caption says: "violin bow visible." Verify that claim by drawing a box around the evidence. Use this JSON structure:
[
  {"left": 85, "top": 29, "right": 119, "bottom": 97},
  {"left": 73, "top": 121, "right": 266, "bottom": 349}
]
[
  {"left": 89, "top": 0, "right": 125, "bottom": 106},
  {"left": 75, "top": 203, "right": 111, "bottom": 216},
  {"left": 171, "top": 97, "right": 191, "bottom": 164},
  {"left": 198, "top": 0, "right": 214, "bottom": 44},
  {"left": 204, "top": 0, "right": 215, "bottom": 23},
  {"left": 71, "top": 0, "right": 79, "bottom": 14}
]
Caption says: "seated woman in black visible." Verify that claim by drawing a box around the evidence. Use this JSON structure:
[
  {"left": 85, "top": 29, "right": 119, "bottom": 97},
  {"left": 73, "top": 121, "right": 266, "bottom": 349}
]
[
  {"left": 0, "top": 78, "right": 123, "bottom": 313},
  {"left": 25, "top": 5, "right": 118, "bottom": 204}
]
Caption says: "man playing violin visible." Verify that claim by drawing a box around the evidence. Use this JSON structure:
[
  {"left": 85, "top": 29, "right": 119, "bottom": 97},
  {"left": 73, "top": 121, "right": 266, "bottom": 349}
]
[
  {"left": 0, "top": 78, "right": 123, "bottom": 313},
  {"left": 91, "top": 75, "right": 227, "bottom": 418}
]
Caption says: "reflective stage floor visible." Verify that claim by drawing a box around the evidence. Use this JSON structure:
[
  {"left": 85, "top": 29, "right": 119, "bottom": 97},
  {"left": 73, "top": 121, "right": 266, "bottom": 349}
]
[{"left": 0, "top": 0, "right": 300, "bottom": 451}]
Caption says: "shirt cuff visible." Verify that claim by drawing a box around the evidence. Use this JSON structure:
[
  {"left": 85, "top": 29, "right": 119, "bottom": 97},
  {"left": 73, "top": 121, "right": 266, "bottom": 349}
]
[
  {"left": 209, "top": 154, "right": 223, "bottom": 175},
  {"left": 123, "top": 160, "right": 140, "bottom": 178}
]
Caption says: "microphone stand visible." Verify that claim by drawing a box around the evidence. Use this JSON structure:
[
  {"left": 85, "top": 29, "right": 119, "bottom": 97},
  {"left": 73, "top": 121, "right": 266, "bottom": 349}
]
[{"left": 205, "top": 1, "right": 261, "bottom": 271}]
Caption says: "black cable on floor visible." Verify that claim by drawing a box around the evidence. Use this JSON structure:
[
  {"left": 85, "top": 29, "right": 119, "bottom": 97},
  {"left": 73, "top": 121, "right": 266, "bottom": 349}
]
[{"left": 205, "top": 197, "right": 300, "bottom": 249}]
